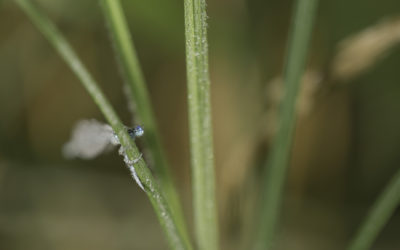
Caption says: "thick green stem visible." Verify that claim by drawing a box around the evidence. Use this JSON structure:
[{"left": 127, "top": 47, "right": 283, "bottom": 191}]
[
  {"left": 184, "top": 0, "right": 219, "bottom": 249},
  {"left": 347, "top": 169, "right": 400, "bottom": 250},
  {"left": 100, "top": 0, "right": 189, "bottom": 243},
  {"left": 255, "top": 0, "right": 319, "bottom": 249},
  {"left": 15, "top": 1, "right": 192, "bottom": 249}
]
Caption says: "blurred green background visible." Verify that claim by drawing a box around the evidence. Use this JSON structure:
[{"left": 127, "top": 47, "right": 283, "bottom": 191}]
[{"left": 1, "top": 0, "right": 400, "bottom": 249}]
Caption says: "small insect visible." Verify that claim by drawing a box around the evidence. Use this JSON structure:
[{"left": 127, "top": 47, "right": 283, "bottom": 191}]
[
  {"left": 63, "top": 119, "right": 144, "bottom": 159},
  {"left": 63, "top": 119, "right": 145, "bottom": 191}
]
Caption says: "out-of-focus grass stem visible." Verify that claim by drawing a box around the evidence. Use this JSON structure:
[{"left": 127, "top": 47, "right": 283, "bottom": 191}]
[
  {"left": 255, "top": 0, "right": 319, "bottom": 249},
  {"left": 100, "top": 0, "right": 189, "bottom": 243},
  {"left": 347, "top": 169, "right": 400, "bottom": 250}
]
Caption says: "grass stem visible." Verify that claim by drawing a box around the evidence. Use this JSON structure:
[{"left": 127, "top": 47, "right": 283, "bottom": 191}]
[
  {"left": 15, "top": 1, "right": 192, "bottom": 249},
  {"left": 184, "top": 0, "right": 219, "bottom": 249},
  {"left": 255, "top": 0, "right": 319, "bottom": 249},
  {"left": 347, "top": 169, "right": 400, "bottom": 250},
  {"left": 100, "top": 0, "right": 189, "bottom": 243}
]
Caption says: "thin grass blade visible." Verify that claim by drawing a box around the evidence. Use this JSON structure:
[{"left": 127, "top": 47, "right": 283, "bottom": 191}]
[
  {"left": 15, "top": 1, "right": 192, "bottom": 249},
  {"left": 347, "top": 169, "right": 400, "bottom": 250},
  {"left": 255, "top": 0, "right": 319, "bottom": 249},
  {"left": 100, "top": 0, "right": 189, "bottom": 243}
]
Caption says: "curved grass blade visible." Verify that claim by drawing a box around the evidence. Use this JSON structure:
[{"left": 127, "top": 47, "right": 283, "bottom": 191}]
[{"left": 15, "top": 1, "right": 192, "bottom": 249}]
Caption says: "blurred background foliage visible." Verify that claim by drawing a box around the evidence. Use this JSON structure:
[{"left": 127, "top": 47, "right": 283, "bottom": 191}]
[{"left": 1, "top": 0, "right": 400, "bottom": 249}]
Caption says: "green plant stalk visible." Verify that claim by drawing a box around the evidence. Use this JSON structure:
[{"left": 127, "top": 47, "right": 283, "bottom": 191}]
[
  {"left": 184, "top": 0, "right": 218, "bottom": 249},
  {"left": 15, "top": 1, "right": 192, "bottom": 249},
  {"left": 100, "top": 0, "right": 189, "bottom": 242},
  {"left": 255, "top": 0, "right": 319, "bottom": 249},
  {"left": 347, "top": 169, "right": 400, "bottom": 250}
]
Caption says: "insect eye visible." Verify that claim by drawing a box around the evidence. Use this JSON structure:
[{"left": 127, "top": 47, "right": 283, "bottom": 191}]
[{"left": 127, "top": 125, "right": 144, "bottom": 139}]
